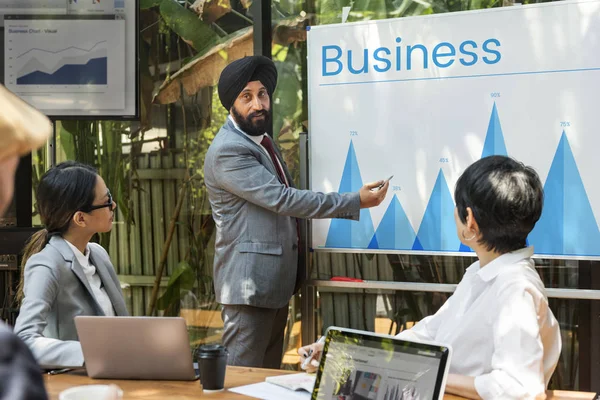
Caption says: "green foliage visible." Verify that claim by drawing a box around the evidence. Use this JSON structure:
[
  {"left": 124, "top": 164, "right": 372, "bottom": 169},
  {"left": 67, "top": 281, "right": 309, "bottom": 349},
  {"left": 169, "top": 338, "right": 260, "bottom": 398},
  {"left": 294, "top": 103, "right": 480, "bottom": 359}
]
[
  {"left": 140, "top": 0, "right": 163, "bottom": 9},
  {"left": 314, "top": 0, "right": 503, "bottom": 24},
  {"left": 159, "top": 0, "right": 220, "bottom": 52},
  {"left": 157, "top": 88, "right": 225, "bottom": 315},
  {"left": 272, "top": 47, "right": 303, "bottom": 140},
  {"left": 188, "top": 89, "right": 228, "bottom": 187},
  {"left": 57, "top": 121, "right": 136, "bottom": 249},
  {"left": 157, "top": 260, "right": 196, "bottom": 314},
  {"left": 271, "top": 42, "right": 305, "bottom": 187}
]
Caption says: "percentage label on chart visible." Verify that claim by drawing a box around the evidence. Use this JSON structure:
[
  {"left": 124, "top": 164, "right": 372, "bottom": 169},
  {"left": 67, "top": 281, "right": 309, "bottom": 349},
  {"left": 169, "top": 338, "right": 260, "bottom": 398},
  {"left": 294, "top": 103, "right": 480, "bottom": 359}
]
[
  {"left": 439, "top": 157, "right": 450, "bottom": 163},
  {"left": 560, "top": 121, "right": 571, "bottom": 127},
  {"left": 491, "top": 92, "right": 501, "bottom": 98},
  {"left": 350, "top": 131, "right": 358, "bottom": 136},
  {"left": 392, "top": 185, "right": 402, "bottom": 192}
]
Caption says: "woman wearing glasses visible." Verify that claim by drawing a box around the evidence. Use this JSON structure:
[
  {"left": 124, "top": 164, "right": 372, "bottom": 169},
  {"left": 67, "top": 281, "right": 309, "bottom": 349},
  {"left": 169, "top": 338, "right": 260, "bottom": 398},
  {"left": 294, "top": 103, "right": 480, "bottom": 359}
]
[{"left": 14, "top": 161, "right": 128, "bottom": 368}]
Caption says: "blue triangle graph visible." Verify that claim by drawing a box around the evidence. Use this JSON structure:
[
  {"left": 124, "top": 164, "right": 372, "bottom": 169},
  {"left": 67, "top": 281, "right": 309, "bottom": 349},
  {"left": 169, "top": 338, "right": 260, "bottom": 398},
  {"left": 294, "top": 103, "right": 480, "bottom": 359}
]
[
  {"left": 413, "top": 169, "right": 460, "bottom": 251},
  {"left": 367, "top": 194, "right": 417, "bottom": 250},
  {"left": 528, "top": 131, "right": 600, "bottom": 256},
  {"left": 325, "top": 141, "right": 375, "bottom": 248},
  {"left": 460, "top": 102, "right": 509, "bottom": 253},
  {"left": 481, "top": 102, "right": 508, "bottom": 158}
]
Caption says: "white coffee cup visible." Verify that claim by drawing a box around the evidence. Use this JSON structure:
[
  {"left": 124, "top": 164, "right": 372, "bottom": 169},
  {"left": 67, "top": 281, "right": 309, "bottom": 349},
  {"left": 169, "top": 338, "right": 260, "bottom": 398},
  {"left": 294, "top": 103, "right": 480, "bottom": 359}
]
[{"left": 59, "top": 384, "right": 123, "bottom": 400}]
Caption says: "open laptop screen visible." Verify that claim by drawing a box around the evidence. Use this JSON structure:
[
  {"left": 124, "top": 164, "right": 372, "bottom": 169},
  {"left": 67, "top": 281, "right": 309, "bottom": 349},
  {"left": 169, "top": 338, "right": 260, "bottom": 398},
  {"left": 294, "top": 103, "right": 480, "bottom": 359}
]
[{"left": 312, "top": 327, "right": 451, "bottom": 400}]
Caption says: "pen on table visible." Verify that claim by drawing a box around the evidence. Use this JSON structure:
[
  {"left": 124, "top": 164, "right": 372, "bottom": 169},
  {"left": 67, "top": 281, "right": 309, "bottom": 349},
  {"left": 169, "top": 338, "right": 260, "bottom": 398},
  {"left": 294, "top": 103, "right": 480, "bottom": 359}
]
[
  {"left": 48, "top": 368, "right": 74, "bottom": 375},
  {"left": 301, "top": 336, "right": 326, "bottom": 370}
]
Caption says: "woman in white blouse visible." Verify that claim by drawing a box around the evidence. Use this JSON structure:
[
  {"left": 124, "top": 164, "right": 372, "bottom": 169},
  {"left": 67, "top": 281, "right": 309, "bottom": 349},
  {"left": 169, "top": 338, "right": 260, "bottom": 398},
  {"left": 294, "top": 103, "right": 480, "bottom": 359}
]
[
  {"left": 300, "top": 155, "right": 561, "bottom": 400},
  {"left": 14, "top": 161, "right": 128, "bottom": 368}
]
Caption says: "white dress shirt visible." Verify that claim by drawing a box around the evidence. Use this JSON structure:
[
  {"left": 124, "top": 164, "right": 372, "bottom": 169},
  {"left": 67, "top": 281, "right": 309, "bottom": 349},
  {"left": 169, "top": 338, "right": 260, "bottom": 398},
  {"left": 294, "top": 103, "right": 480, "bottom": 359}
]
[
  {"left": 396, "top": 247, "right": 561, "bottom": 399},
  {"left": 229, "top": 115, "right": 289, "bottom": 186},
  {"left": 65, "top": 240, "right": 115, "bottom": 317}
]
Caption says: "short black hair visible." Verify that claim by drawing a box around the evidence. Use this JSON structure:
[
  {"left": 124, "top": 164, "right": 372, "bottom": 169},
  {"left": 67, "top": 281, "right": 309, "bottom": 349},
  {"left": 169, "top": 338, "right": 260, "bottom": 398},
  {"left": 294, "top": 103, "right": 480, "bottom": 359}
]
[{"left": 454, "top": 155, "right": 543, "bottom": 254}]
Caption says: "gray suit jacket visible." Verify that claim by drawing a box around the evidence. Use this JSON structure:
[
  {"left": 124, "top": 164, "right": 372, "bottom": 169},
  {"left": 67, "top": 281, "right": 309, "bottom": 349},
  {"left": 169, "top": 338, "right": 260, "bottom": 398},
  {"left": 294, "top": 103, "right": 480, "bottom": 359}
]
[
  {"left": 14, "top": 236, "right": 128, "bottom": 368},
  {"left": 204, "top": 119, "right": 360, "bottom": 309}
]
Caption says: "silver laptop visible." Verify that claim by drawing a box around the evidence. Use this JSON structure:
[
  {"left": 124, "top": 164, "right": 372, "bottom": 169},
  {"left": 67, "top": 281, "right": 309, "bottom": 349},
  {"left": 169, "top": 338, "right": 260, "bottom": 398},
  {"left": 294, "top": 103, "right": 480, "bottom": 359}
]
[
  {"left": 312, "top": 327, "right": 452, "bottom": 400},
  {"left": 75, "top": 316, "right": 197, "bottom": 380}
]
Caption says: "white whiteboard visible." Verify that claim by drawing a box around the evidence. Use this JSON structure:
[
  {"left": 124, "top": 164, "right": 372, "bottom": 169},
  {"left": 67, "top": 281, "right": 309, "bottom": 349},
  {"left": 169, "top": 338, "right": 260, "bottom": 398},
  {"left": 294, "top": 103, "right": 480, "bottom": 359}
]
[{"left": 308, "top": 0, "right": 600, "bottom": 258}]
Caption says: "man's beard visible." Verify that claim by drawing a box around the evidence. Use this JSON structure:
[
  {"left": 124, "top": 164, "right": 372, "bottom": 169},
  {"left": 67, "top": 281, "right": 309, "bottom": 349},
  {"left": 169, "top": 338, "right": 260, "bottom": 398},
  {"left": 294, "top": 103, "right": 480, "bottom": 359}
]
[{"left": 231, "top": 105, "right": 271, "bottom": 137}]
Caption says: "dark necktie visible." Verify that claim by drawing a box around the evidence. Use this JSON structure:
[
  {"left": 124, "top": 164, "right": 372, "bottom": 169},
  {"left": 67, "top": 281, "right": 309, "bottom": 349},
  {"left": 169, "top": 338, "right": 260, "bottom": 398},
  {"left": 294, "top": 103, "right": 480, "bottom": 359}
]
[
  {"left": 260, "top": 135, "right": 288, "bottom": 186},
  {"left": 260, "top": 134, "right": 304, "bottom": 292}
]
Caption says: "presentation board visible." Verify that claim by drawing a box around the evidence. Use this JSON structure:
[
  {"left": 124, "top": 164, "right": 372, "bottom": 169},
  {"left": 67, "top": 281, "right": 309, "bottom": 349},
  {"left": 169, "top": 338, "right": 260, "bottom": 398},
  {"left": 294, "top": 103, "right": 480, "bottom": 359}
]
[
  {"left": 2, "top": 0, "right": 137, "bottom": 119},
  {"left": 308, "top": 0, "right": 600, "bottom": 259}
]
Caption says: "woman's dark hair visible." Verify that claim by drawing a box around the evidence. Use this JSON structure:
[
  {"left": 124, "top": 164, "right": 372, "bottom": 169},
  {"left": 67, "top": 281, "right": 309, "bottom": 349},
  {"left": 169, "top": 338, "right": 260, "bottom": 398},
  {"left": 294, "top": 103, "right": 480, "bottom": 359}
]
[
  {"left": 17, "top": 161, "right": 98, "bottom": 302},
  {"left": 454, "top": 155, "right": 544, "bottom": 254}
]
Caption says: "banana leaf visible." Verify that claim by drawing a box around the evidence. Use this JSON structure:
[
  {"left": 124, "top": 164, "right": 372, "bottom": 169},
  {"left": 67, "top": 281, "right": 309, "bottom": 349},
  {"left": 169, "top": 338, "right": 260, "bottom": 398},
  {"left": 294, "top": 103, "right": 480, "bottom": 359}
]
[
  {"left": 140, "top": 0, "right": 163, "bottom": 9},
  {"left": 159, "top": 0, "right": 220, "bottom": 52},
  {"left": 153, "top": 26, "right": 253, "bottom": 104},
  {"left": 190, "top": 0, "right": 232, "bottom": 24},
  {"left": 157, "top": 260, "right": 196, "bottom": 314}
]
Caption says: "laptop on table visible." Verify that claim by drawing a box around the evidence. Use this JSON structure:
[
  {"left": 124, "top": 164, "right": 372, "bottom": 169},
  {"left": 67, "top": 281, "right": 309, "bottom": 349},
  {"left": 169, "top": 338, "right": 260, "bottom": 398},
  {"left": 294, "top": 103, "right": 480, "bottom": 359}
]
[
  {"left": 75, "top": 316, "right": 197, "bottom": 381},
  {"left": 312, "top": 327, "right": 452, "bottom": 400}
]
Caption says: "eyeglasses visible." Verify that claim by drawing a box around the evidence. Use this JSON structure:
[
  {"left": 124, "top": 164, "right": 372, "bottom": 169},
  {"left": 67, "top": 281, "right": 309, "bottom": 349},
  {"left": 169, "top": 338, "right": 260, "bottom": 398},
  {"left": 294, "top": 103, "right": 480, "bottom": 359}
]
[{"left": 82, "top": 190, "right": 114, "bottom": 213}]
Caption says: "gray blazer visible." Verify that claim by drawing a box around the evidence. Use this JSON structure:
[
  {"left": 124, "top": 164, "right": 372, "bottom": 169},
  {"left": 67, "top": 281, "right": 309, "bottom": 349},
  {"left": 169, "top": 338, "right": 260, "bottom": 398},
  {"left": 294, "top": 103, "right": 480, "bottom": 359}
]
[
  {"left": 14, "top": 236, "right": 128, "bottom": 368},
  {"left": 204, "top": 119, "right": 360, "bottom": 309}
]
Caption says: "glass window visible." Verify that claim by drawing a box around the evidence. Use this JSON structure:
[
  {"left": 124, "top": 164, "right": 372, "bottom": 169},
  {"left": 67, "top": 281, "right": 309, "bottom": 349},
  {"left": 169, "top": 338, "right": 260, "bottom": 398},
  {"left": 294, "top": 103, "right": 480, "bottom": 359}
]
[
  {"left": 26, "top": 1, "right": 257, "bottom": 359},
  {"left": 269, "top": 0, "right": 600, "bottom": 389}
]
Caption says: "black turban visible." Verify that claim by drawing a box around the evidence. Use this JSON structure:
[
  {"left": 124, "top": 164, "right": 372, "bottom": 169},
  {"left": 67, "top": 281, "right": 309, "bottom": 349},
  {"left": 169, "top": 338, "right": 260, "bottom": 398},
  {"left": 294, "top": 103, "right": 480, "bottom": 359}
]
[{"left": 217, "top": 55, "right": 278, "bottom": 111}]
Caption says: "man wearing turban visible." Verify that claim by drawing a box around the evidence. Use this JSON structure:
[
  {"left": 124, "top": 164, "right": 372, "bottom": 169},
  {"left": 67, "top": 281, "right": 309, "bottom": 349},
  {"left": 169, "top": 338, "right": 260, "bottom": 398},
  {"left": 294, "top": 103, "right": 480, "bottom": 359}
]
[{"left": 204, "top": 56, "right": 389, "bottom": 368}]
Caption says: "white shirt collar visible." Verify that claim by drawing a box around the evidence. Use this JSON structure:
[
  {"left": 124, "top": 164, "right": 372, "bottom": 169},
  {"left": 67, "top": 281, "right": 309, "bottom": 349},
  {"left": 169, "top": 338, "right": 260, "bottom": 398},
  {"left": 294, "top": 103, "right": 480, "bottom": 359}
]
[
  {"left": 229, "top": 115, "right": 266, "bottom": 145},
  {"left": 65, "top": 240, "right": 91, "bottom": 268},
  {"left": 475, "top": 246, "right": 534, "bottom": 282}
]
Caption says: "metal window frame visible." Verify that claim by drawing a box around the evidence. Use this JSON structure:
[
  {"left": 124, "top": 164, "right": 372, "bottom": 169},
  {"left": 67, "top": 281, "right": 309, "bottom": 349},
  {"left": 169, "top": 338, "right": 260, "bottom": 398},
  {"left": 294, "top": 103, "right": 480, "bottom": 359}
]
[{"left": 308, "top": 279, "right": 600, "bottom": 300}]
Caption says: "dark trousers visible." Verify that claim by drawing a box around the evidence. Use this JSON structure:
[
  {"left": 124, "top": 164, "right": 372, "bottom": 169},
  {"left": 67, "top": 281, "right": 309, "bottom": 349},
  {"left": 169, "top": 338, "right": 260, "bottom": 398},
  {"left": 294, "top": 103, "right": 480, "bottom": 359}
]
[{"left": 221, "top": 304, "right": 289, "bottom": 369}]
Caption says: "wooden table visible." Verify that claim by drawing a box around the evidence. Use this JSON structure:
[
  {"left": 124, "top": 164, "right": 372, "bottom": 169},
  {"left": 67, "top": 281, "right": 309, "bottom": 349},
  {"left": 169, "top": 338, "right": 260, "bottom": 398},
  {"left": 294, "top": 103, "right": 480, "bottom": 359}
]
[
  {"left": 44, "top": 366, "right": 596, "bottom": 400},
  {"left": 46, "top": 367, "right": 293, "bottom": 400}
]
